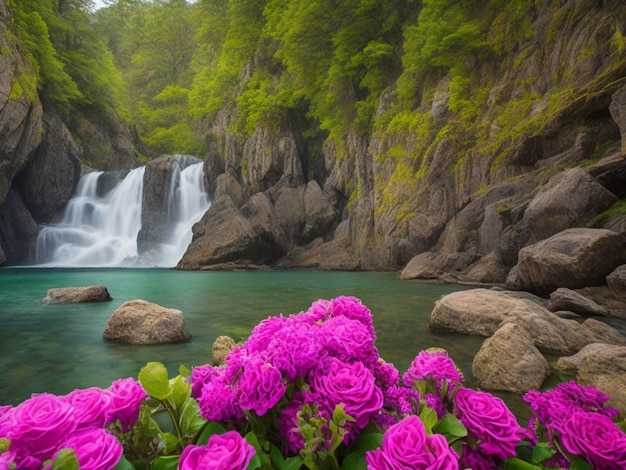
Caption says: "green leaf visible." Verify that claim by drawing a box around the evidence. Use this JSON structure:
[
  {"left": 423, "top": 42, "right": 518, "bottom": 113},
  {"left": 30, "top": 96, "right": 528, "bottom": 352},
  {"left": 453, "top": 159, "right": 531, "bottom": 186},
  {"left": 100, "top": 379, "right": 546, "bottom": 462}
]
[
  {"left": 502, "top": 457, "right": 543, "bottom": 470},
  {"left": 180, "top": 397, "right": 207, "bottom": 437},
  {"left": 179, "top": 363, "right": 192, "bottom": 378},
  {"left": 46, "top": 448, "right": 79, "bottom": 470},
  {"left": 570, "top": 457, "right": 593, "bottom": 470},
  {"left": 244, "top": 431, "right": 272, "bottom": 469},
  {"left": 284, "top": 455, "right": 304, "bottom": 470},
  {"left": 531, "top": 442, "right": 556, "bottom": 463},
  {"left": 161, "top": 432, "right": 179, "bottom": 453},
  {"left": 270, "top": 442, "right": 286, "bottom": 470},
  {"left": 170, "top": 374, "right": 191, "bottom": 411},
  {"left": 150, "top": 455, "right": 180, "bottom": 470},
  {"left": 434, "top": 415, "right": 467, "bottom": 441},
  {"left": 419, "top": 405, "right": 438, "bottom": 435},
  {"left": 112, "top": 455, "right": 136, "bottom": 470},
  {"left": 196, "top": 421, "right": 227, "bottom": 446},
  {"left": 341, "top": 432, "right": 382, "bottom": 470},
  {"left": 139, "top": 362, "right": 171, "bottom": 401}
]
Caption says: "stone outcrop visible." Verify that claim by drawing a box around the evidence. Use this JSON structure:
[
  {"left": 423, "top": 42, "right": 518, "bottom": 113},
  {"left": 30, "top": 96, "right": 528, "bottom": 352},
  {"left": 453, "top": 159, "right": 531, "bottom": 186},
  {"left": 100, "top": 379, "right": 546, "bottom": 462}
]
[
  {"left": 429, "top": 288, "right": 626, "bottom": 354},
  {"left": 212, "top": 335, "right": 236, "bottom": 366},
  {"left": 547, "top": 287, "right": 610, "bottom": 317},
  {"left": 472, "top": 323, "right": 551, "bottom": 394},
  {"left": 42, "top": 285, "right": 112, "bottom": 304},
  {"left": 431, "top": 287, "right": 626, "bottom": 394},
  {"left": 506, "top": 228, "right": 626, "bottom": 297},
  {"left": 103, "top": 299, "right": 191, "bottom": 344},
  {"left": 557, "top": 343, "right": 626, "bottom": 417}
]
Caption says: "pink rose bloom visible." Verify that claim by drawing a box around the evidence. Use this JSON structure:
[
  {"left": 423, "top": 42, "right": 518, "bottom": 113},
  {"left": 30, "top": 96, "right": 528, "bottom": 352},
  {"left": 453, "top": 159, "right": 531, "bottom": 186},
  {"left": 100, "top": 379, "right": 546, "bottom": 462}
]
[
  {"left": 7, "top": 393, "right": 77, "bottom": 463},
  {"left": 321, "top": 316, "right": 378, "bottom": 365},
  {"left": 310, "top": 357, "right": 383, "bottom": 429},
  {"left": 561, "top": 411, "right": 626, "bottom": 470},
  {"left": 65, "top": 387, "right": 110, "bottom": 430},
  {"left": 178, "top": 430, "right": 256, "bottom": 470},
  {"left": 104, "top": 377, "right": 147, "bottom": 432},
  {"left": 403, "top": 350, "right": 463, "bottom": 390},
  {"left": 329, "top": 296, "right": 376, "bottom": 338},
  {"left": 454, "top": 388, "right": 521, "bottom": 461},
  {"left": 365, "top": 415, "right": 459, "bottom": 469},
  {"left": 267, "top": 321, "right": 325, "bottom": 381},
  {"left": 54, "top": 428, "right": 123, "bottom": 470},
  {"left": 236, "top": 356, "right": 286, "bottom": 416},
  {"left": 198, "top": 369, "right": 242, "bottom": 423},
  {"left": 0, "top": 405, "right": 13, "bottom": 438}
]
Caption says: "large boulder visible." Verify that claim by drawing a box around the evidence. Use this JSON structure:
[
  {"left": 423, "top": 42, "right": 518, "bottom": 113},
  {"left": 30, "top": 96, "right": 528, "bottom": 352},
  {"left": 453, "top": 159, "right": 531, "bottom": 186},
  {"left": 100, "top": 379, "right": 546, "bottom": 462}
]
[
  {"left": 177, "top": 194, "right": 284, "bottom": 269},
  {"left": 547, "top": 287, "right": 610, "bottom": 316},
  {"left": 43, "top": 285, "right": 112, "bottom": 304},
  {"left": 472, "top": 322, "right": 551, "bottom": 393},
  {"left": 522, "top": 167, "right": 616, "bottom": 241},
  {"left": 507, "top": 228, "right": 626, "bottom": 296},
  {"left": 606, "top": 264, "right": 626, "bottom": 297},
  {"left": 556, "top": 343, "right": 626, "bottom": 417},
  {"left": 429, "top": 288, "right": 626, "bottom": 354},
  {"left": 103, "top": 300, "right": 191, "bottom": 344}
]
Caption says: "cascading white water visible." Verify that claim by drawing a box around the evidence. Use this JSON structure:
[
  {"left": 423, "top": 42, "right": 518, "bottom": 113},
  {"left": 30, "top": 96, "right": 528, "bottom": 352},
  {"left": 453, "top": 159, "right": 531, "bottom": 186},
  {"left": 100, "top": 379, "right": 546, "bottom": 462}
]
[
  {"left": 156, "top": 162, "right": 210, "bottom": 267},
  {"left": 35, "top": 162, "right": 210, "bottom": 267}
]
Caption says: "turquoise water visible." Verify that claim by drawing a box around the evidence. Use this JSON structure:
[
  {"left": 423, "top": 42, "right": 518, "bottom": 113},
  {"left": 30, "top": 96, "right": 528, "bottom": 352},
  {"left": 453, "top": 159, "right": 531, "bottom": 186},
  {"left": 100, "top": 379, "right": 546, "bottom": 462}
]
[{"left": 0, "top": 268, "right": 484, "bottom": 406}]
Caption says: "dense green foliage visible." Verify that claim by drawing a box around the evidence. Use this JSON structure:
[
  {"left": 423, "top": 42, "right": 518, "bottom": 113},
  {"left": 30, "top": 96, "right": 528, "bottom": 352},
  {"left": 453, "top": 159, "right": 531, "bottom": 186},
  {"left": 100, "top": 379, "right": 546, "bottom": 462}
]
[
  {"left": 7, "top": 0, "right": 127, "bottom": 117},
  {"left": 7, "top": 0, "right": 625, "bottom": 163}
]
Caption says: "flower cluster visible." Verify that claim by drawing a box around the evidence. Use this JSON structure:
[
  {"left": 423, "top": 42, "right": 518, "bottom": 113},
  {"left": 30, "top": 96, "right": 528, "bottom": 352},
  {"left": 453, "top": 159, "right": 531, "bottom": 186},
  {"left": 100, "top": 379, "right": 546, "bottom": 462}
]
[
  {"left": 524, "top": 380, "right": 626, "bottom": 468},
  {"left": 191, "top": 296, "right": 403, "bottom": 456},
  {"left": 0, "top": 378, "right": 146, "bottom": 469},
  {"left": 1, "top": 296, "right": 623, "bottom": 470}
]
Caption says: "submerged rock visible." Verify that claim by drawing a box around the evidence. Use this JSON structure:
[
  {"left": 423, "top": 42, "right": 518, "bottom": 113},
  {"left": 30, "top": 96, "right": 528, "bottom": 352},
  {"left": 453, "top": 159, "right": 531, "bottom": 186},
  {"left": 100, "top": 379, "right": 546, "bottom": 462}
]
[
  {"left": 103, "top": 299, "right": 191, "bottom": 344},
  {"left": 42, "top": 285, "right": 112, "bottom": 304},
  {"left": 212, "top": 335, "right": 236, "bottom": 366}
]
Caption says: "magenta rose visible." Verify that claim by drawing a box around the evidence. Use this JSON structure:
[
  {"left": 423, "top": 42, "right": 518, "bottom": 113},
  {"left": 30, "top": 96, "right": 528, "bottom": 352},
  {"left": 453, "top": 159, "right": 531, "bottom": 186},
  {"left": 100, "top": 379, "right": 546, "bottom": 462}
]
[
  {"left": 454, "top": 387, "right": 521, "bottom": 461},
  {"left": 104, "top": 377, "right": 147, "bottom": 432},
  {"left": 236, "top": 355, "right": 286, "bottom": 416},
  {"left": 198, "top": 370, "right": 243, "bottom": 423},
  {"left": 310, "top": 357, "right": 383, "bottom": 429},
  {"left": 365, "top": 415, "right": 459, "bottom": 469},
  {"left": 7, "top": 393, "right": 77, "bottom": 463},
  {"left": 178, "top": 430, "right": 256, "bottom": 470},
  {"left": 560, "top": 411, "right": 626, "bottom": 470},
  {"left": 403, "top": 349, "right": 463, "bottom": 390},
  {"left": 65, "top": 387, "right": 110, "bottom": 430},
  {"left": 320, "top": 315, "right": 378, "bottom": 365},
  {"left": 0, "top": 405, "right": 13, "bottom": 438},
  {"left": 55, "top": 428, "right": 123, "bottom": 470}
]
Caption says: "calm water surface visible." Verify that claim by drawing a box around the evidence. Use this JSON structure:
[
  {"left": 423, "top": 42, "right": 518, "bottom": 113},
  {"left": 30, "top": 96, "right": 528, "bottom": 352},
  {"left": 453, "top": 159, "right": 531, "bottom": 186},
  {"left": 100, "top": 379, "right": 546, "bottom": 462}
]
[{"left": 0, "top": 268, "right": 484, "bottom": 406}]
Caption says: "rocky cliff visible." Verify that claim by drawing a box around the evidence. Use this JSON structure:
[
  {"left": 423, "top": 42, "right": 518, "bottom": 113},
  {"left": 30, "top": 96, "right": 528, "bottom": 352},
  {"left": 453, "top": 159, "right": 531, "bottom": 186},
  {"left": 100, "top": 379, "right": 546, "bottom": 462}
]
[
  {"left": 179, "top": 0, "right": 626, "bottom": 288},
  {"left": 0, "top": 0, "right": 138, "bottom": 265}
]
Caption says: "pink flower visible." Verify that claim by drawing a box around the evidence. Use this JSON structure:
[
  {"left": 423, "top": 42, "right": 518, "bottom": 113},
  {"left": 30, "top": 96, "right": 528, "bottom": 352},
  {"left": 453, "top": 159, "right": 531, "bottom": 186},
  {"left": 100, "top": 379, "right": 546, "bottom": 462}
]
[
  {"left": 104, "top": 377, "right": 147, "bottom": 432},
  {"left": 54, "top": 428, "right": 123, "bottom": 470},
  {"left": 403, "top": 349, "right": 463, "bottom": 390},
  {"left": 321, "top": 316, "right": 378, "bottom": 365},
  {"left": 454, "top": 388, "right": 521, "bottom": 461},
  {"left": 65, "top": 387, "right": 110, "bottom": 430},
  {"left": 365, "top": 415, "right": 459, "bottom": 469},
  {"left": 178, "top": 430, "right": 255, "bottom": 470},
  {"left": 0, "top": 405, "right": 13, "bottom": 438},
  {"left": 560, "top": 411, "right": 626, "bottom": 470},
  {"left": 6, "top": 393, "right": 77, "bottom": 464},
  {"left": 277, "top": 391, "right": 310, "bottom": 455},
  {"left": 236, "top": 356, "right": 286, "bottom": 416},
  {"left": 198, "top": 369, "right": 242, "bottom": 423},
  {"left": 310, "top": 357, "right": 383, "bottom": 430}
]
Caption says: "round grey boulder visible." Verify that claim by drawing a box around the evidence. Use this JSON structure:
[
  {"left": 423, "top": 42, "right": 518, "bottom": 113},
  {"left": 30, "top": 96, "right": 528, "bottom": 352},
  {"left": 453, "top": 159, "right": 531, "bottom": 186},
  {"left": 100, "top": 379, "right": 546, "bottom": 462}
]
[{"left": 103, "top": 299, "right": 191, "bottom": 344}]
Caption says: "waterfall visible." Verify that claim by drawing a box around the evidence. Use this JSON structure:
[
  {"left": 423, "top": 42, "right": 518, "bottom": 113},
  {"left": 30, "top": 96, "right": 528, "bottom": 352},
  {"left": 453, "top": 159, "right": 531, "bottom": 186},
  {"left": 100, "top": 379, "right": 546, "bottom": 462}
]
[{"left": 35, "top": 161, "right": 210, "bottom": 267}]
